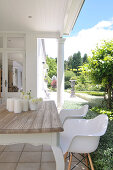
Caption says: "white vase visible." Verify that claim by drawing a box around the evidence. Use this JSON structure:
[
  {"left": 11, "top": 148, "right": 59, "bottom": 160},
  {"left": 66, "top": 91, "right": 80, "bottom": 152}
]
[
  {"left": 22, "top": 99, "right": 29, "bottom": 111},
  {"left": 8, "top": 98, "right": 14, "bottom": 112},
  {"left": 29, "top": 102, "right": 37, "bottom": 111},
  {"left": 14, "top": 99, "right": 22, "bottom": 113}
]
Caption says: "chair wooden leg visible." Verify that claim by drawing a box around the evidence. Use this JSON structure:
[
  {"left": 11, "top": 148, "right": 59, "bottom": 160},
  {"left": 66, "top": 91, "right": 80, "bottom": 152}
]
[
  {"left": 88, "top": 153, "right": 94, "bottom": 170},
  {"left": 64, "top": 152, "right": 68, "bottom": 161},
  {"left": 84, "top": 153, "right": 89, "bottom": 170},
  {"left": 68, "top": 153, "right": 72, "bottom": 170}
]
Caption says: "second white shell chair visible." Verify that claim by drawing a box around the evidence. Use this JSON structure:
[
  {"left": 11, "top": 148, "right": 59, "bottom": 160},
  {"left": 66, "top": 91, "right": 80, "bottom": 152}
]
[
  {"left": 59, "top": 104, "right": 89, "bottom": 124},
  {"left": 60, "top": 114, "right": 108, "bottom": 170}
]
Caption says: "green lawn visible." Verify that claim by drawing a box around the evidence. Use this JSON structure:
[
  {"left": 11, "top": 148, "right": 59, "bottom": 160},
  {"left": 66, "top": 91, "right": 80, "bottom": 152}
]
[
  {"left": 76, "top": 91, "right": 105, "bottom": 96},
  {"left": 63, "top": 100, "right": 113, "bottom": 170}
]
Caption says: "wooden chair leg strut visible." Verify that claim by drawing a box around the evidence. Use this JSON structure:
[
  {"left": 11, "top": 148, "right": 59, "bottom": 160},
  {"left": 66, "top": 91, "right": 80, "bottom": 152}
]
[
  {"left": 64, "top": 152, "right": 68, "bottom": 161},
  {"left": 68, "top": 153, "right": 72, "bottom": 170},
  {"left": 84, "top": 153, "right": 89, "bottom": 170},
  {"left": 88, "top": 153, "right": 94, "bottom": 170}
]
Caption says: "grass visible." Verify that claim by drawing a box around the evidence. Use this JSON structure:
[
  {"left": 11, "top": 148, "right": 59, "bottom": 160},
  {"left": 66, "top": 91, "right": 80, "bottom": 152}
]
[
  {"left": 64, "top": 90, "right": 105, "bottom": 96},
  {"left": 76, "top": 91, "right": 105, "bottom": 96},
  {"left": 63, "top": 100, "right": 113, "bottom": 170}
]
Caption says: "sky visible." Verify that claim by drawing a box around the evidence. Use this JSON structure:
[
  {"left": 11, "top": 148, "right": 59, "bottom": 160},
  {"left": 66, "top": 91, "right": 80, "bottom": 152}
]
[{"left": 45, "top": 0, "right": 113, "bottom": 60}]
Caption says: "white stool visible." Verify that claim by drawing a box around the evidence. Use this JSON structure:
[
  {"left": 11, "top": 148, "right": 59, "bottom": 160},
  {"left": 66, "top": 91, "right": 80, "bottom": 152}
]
[
  {"left": 7, "top": 98, "right": 14, "bottom": 112},
  {"left": 14, "top": 99, "right": 22, "bottom": 113},
  {"left": 22, "top": 99, "right": 29, "bottom": 112}
]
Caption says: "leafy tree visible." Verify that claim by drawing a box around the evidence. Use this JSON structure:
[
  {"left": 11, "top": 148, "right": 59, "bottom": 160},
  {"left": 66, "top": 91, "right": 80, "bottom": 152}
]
[
  {"left": 65, "top": 70, "right": 75, "bottom": 89},
  {"left": 67, "top": 56, "right": 73, "bottom": 70},
  {"left": 64, "top": 60, "right": 68, "bottom": 70},
  {"left": 88, "top": 40, "right": 113, "bottom": 108},
  {"left": 73, "top": 51, "right": 82, "bottom": 71},
  {"left": 46, "top": 56, "right": 57, "bottom": 78},
  {"left": 83, "top": 53, "right": 88, "bottom": 63}
]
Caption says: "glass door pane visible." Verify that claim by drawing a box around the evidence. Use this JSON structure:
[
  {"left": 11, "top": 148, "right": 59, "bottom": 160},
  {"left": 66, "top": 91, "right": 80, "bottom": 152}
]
[
  {"left": 0, "top": 37, "right": 3, "bottom": 48},
  {"left": 8, "top": 53, "right": 24, "bottom": 92},
  {"left": 0, "top": 53, "right": 2, "bottom": 97}
]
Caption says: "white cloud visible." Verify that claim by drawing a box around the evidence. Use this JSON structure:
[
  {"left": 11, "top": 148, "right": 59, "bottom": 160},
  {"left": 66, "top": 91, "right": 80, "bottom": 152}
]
[{"left": 44, "top": 19, "right": 113, "bottom": 60}]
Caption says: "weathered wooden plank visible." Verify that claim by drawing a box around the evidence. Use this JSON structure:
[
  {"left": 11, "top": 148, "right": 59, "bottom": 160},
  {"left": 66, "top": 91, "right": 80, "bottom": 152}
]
[{"left": 0, "top": 101, "right": 63, "bottom": 134}]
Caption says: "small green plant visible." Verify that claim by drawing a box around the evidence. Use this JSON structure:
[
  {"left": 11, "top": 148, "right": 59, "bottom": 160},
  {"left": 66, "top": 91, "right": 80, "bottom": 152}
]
[
  {"left": 30, "top": 98, "right": 43, "bottom": 103},
  {"left": 20, "top": 90, "right": 32, "bottom": 99}
]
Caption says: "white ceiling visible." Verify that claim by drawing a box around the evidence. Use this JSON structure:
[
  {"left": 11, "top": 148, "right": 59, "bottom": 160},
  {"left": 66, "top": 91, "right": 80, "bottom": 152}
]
[{"left": 0, "top": 0, "right": 84, "bottom": 36}]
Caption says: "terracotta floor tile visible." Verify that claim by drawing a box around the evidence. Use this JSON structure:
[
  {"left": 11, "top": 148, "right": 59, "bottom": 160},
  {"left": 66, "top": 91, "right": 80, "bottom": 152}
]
[
  {"left": 40, "top": 162, "right": 56, "bottom": 170},
  {"left": 24, "top": 144, "right": 42, "bottom": 152},
  {"left": 19, "top": 152, "right": 41, "bottom": 163},
  {"left": 0, "top": 146, "right": 6, "bottom": 152},
  {"left": 0, "top": 152, "right": 21, "bottom": 162},
  {"left": 0, "top": 163, "right": 17, "bottom": 170},
  {"left": 42, "top": 145, "right": 52, "bottom": 152},
  {"left": 16, "top": 163, "right": 40, "bottom": 170},
  {"left": 41, "top": 152, "right": 55, "bottom": 162},
  {"left": 4, "top": 144, "right": 24, "bottom": 152}
]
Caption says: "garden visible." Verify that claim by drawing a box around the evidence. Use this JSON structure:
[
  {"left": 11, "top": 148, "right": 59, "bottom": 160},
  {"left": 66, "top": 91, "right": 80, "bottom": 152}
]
[
  {"left": 63, "top": 40, "right": 113, "bottom": 170},
  {"left": 46, "top": 39, "right": 113, "bottom": 170}
]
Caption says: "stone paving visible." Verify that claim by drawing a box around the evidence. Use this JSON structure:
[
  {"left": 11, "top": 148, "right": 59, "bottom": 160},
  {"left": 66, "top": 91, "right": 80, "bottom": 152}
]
[
  {"left": 49, "top": 91, "right": 88, "bottom": 108},
  {"left": 0, "top": 144, "right": 86, "bottom": 170}
]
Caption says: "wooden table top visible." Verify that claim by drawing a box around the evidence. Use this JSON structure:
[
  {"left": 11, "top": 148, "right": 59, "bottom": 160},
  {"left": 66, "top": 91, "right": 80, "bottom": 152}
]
[{"left": 0, "top": 100, "right": 63, "bottom": 134}]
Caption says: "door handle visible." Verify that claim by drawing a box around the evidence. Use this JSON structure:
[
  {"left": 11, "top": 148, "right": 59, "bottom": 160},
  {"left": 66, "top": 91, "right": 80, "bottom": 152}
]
[{"left": 5, "top": 80, "right": 7, "bottom": 87}]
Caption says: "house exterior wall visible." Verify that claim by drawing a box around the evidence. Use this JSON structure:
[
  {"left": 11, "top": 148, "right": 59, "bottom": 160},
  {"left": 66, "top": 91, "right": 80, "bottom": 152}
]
[
  {"left": 26, "top": 33, "right": 37, "bottom": 97},
  {"left": 37, "top": 39, "right": 46, "bottom": 98}
]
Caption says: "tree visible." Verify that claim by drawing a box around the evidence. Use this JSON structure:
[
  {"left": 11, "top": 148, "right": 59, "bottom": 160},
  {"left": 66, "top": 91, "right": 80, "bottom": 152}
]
[
  {"left": 72, "top": 51, "right": 82, "bottom": 74},
  {"left": 88, "top": 40, "right": 113, "bottom": 108},
  {"left": 83, "top": 53, "right": 88, "bottom": 63},
  {"left": 67, "top": 56, "right": 73, "bottom": 70},
  {"left": 64, "top": 60, "right": 68, "bottom": 70},
  {"left": 46, "top": 56, "right": 57, "bottom": 78}
]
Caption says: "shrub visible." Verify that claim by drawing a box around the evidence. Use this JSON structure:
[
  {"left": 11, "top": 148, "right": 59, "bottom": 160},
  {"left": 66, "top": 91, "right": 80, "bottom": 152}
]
[
  {"left": 51, "top": 79, "right": 57, "bottom": 88},
  {"left": 65, "top": 70, "right": 75, "bottom": 89},
  {"left": 45, "top": 76, "right": 52, "bottom": 88}
]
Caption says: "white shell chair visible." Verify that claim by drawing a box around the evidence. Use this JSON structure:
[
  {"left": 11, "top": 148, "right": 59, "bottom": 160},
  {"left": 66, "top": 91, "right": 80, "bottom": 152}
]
[
  {"left": 60, "top": 114, "right": 108, "bottom": 170},
  {"left": 59, "top": 104, "right": 89, "bottom": 124}
]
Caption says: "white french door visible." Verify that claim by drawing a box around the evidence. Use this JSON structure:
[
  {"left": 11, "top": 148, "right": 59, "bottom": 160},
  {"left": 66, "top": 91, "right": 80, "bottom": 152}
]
[{"left": 2, "top": 51, "right": 26, "bottom": 100}]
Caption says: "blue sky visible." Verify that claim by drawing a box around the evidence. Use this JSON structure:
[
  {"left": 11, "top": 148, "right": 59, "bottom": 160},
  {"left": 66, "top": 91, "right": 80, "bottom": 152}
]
[
  {"left": 45, "top": 0, "right": 113, "bottom": 59},
  {"left": 70, "top": 0, "right": 113, "bottom": 36}
]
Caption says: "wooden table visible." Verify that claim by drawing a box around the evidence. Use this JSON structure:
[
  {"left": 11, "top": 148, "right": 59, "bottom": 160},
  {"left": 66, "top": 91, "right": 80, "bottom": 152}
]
[{"left": 0, "top": 100, "right": 64, "bottom": 170}]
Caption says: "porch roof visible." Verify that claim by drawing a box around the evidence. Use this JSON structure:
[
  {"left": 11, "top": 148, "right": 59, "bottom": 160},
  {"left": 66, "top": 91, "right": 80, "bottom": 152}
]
[{"left": 0, "top": 0, "right": 85, "bottom": 37}]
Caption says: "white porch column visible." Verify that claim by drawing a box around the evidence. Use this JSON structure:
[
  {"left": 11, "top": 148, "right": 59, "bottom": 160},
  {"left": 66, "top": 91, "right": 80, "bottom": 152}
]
[{"left": 57, "top": 38, "right": 66, "bottom": 108}]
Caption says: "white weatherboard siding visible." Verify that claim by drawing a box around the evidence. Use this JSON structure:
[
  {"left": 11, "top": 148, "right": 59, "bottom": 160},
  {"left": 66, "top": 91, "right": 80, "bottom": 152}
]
[
  {"left": 37, "top": 39, "right": 46, "bottom": 98},
  {"left": 26, "top": 33, "right": 37, "bottom": 97}
]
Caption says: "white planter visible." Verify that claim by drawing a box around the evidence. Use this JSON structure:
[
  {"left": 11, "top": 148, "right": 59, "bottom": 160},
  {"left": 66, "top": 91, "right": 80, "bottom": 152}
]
[{"left": 29, "top": 102, "right": 37, "bottom": 111}]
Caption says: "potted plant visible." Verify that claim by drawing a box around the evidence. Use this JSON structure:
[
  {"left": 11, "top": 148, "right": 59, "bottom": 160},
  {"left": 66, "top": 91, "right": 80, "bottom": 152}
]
[
  {"left": 20, "top": 90, "right": 31, "bottom": 99},
  {"left": 29, "top": 98, "right": 43, "bottom": 110}
]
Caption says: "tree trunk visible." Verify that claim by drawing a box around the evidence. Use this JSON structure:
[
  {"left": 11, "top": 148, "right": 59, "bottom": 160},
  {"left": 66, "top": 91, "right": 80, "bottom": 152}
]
[{"left": 108, "top": 85, "right": 112, "bottom": 109}]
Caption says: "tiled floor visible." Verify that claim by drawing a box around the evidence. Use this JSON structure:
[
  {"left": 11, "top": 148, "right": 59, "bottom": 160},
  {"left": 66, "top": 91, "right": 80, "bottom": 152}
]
[{"left": 0, "top": 144, "right": 87, "bottom": 170}]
